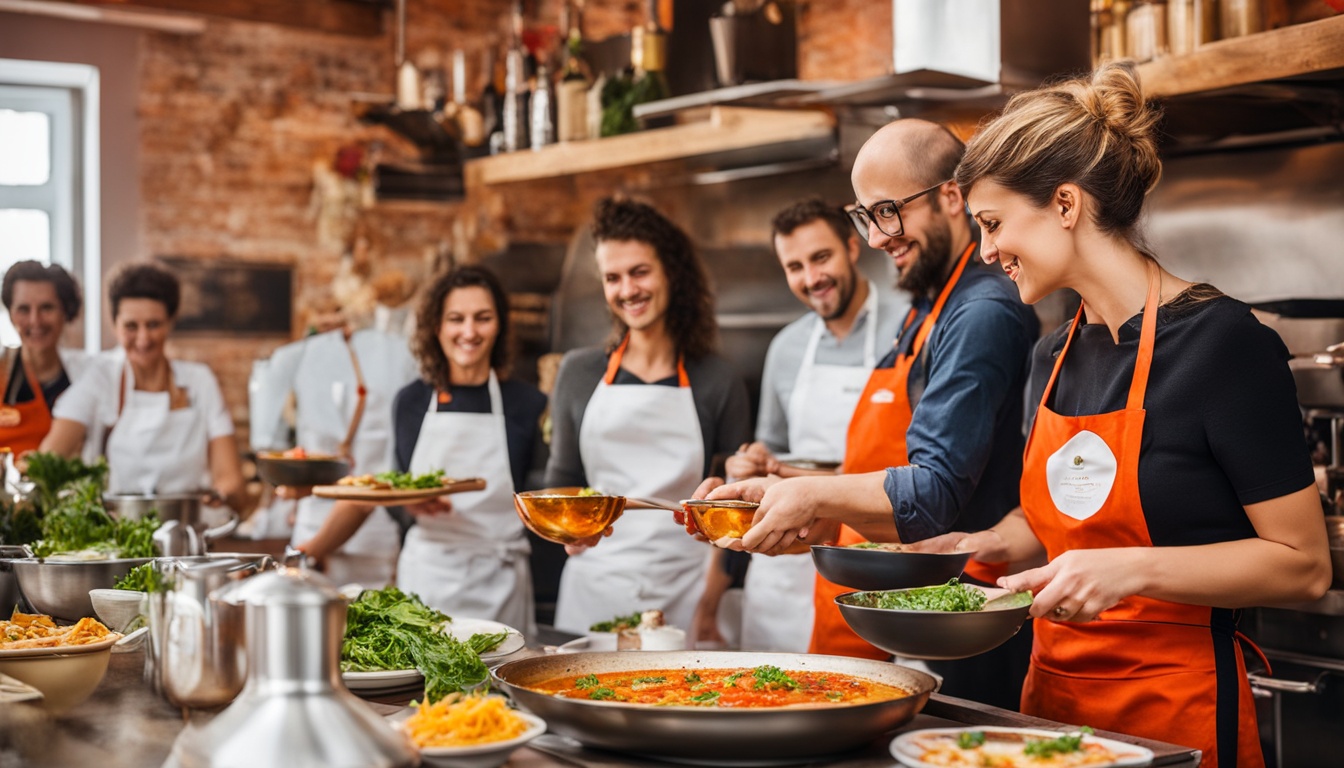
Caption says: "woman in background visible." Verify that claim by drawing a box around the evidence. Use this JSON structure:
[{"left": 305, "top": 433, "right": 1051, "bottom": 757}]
[
  {"left": 0, "top": 261, "right": 88, "bottom": 455},
  {"left": 41, "top": 261, "right": 244, "bottom": 506},
  {"left": 295, "top": 265, "right": 546, "bottom": 637}
]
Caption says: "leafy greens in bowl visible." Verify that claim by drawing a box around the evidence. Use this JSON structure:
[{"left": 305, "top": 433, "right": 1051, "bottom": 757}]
[
  {"left": 836, "top": 582, "right": 1033, "bottom": 660},
  {"left": 340, "top": 586, "right": 509, "bottom": 702}
]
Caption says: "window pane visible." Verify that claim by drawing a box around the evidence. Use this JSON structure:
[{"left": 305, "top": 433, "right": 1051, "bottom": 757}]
[{"left": 0, "top": 110, "right": 51, "bottom": 186}]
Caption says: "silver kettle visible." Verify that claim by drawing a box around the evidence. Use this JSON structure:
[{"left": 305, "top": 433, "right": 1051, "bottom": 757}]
[{"left": 167, "top": 567, "right": 418, "bottom": 768}]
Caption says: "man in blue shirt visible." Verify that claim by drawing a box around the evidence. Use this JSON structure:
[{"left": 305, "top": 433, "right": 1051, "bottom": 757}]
[{"left": 699, "top": 118, "right": 1039, "bottom": 708}]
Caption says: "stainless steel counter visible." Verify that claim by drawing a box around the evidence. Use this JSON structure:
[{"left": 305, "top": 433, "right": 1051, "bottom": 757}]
[{"left": 0, "top": 649, "right": 1200, "bottom": 767}]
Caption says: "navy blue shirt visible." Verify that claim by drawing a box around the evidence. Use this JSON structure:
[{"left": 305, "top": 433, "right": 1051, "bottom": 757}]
[
  {"left": 877, "top": 257, "right": 1040, "bottom": 542},
  {"left": 392, "top": 378, "right": 547, "bottom": 492}
]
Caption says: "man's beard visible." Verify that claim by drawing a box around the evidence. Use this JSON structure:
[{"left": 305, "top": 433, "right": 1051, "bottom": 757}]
[
  {"left": 818, "top": 267, "right": 858, "bottom": 321},
  {"left": 896, "top": 216, "right": 954, "bottom": 297}
]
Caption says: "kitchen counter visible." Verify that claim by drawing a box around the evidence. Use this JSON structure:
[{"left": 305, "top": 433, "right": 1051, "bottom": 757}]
[{"left": 0, "top": 649, "right": 1201, "bottom": 767}]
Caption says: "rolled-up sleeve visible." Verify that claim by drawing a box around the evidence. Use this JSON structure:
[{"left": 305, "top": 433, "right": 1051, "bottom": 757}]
[{"left": 883, "top": 297, "right": 1034, "bottom": 542}]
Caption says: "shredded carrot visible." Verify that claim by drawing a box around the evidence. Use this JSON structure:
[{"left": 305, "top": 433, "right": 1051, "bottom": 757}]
[{"left": 403, "top": 693, "right": 530, "bottom": 748}]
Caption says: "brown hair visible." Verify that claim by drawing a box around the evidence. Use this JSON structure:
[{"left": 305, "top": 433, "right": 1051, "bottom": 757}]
[
  {"left": 2, "top": 261, "right": 82, "bottom": 321},
  {"left": 955, "top": 61, "right": 1163, "bottom": 250},
  {"left": 591, "top": 197, "right": 717, "bottom": 361},
  {"left": 108, "top": 261, "right": 181, "bottom": 319},
  {"left": 771, "top": 198, "right": 854, "bottom": 250},
  {"left": 412, "top": 265, "right": 512, "bottom": 390}
]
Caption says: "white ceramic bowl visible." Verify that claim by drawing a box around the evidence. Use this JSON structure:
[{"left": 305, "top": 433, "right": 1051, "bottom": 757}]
[
  {"left": 405, "top": 710, "right": 546, "bottom": 768},
  {"left": 0, "top": 636, "right": 119, "bottom": 714},
  {"left": 89, "top": 588, "right": 145, "bottom": 632}
]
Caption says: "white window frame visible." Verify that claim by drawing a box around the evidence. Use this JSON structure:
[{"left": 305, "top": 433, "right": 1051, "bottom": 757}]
[{"left": 0, "top": 58, "right": 101, "bottom": 352}]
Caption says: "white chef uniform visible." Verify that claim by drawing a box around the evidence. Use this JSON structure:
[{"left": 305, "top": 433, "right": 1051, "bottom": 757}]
[
  {"left": 397, "top": 371, "right": 535, "bottom": 638},
  {"left": 554, "top": 344, "right": 709, "bottom": 634},
  {"left": 740, "top": 286, "right": 879, "bottom": 652},
  {"left": 259, "top": 328, "right": 416, "bottom": 590}
]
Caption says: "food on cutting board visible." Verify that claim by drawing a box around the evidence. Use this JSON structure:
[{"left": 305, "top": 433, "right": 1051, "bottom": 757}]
[
  {"left": 337, "top": 469, "right": 455, "bottom": 491},
  {"left": 528, "top": 664, "right": 911, "bottom": 707}
]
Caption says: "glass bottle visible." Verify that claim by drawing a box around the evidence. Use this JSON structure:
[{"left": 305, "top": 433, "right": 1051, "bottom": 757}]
[
  {"left": 530, "top": 65, "right": 555, "bottom": 150},
  {"left": 557, "top": 3, "right": 591, "bottom": 143}
]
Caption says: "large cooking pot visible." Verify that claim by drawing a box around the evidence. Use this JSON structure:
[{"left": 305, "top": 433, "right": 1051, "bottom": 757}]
[
  {"left": 9, "top": 557, "right": 154, "bottom": 621},
  {"left": 104, "top": 494, "right": 238, "bottom": 554},
  {"left": 492, "top": 650, "right": 936, "bottom": 763}
]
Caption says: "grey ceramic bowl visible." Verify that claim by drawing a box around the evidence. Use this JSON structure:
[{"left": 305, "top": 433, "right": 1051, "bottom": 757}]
[
  {"left": 836, "top": 587, "right": 1032, "bottom": 660},
  {"left": 811, "top": 544, "right": 972, "bottom": 591},
  {"left": 254, "top": 454, "right": 351, "bottom": 487}
]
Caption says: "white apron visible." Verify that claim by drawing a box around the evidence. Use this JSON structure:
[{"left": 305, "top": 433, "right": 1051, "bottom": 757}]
[
  {"left": 397, "top": 372, "right": 534, "bottom": 638},
  {"left": 105, "top": 364, "right": 211, "bottom": 495},
  {"left": 741, "top": 285, "right": 878, "bottom": 652},
  {"left": 554, "top": 344, "right": 709, "bottom": 634},
  {"left": 286, "top": 332, "right": 403, "bottom": 589}
]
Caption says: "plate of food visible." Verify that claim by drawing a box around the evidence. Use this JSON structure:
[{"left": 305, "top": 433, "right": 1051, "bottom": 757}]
[
  {"left": 393, "top": 692, "right": 547, "bottom": 768},
  {"left": 891, "top": 726, "right": 1154, "bottom": 768},
  {"left": 836, "top": 581, "right": 1033, "bottom": 660},
  {"left": 442, "top": 617, "right": 525, "bottom": 662},
  {"left": 255, "top": 447, "right": 351, "bottom": 487},
  {"left": 314, "top": 470, "right": 487, "bottom": 503}
]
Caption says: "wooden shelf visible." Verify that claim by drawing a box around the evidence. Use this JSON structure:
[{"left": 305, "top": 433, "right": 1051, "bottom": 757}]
[
  {"left": 1138, "top": 14, "right": 1344, "bottom": 98},
  {"left": 463, "top": 107, "right": 835, "bottom": 188}
]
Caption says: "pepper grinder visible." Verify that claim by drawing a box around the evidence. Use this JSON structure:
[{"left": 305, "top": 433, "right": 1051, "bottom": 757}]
[{"left": 166, "top": 567, "right": 417, "bottom": 768}]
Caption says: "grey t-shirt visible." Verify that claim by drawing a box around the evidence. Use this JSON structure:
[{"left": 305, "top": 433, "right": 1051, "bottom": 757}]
[
  {"left": 756, "top": 281, "right": 911, "bottom": 453},
  {"left": 545, "top": 346, "right": 753, "bottom": 487}
]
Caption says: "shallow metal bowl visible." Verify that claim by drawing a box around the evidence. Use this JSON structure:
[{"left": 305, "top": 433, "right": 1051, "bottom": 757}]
[
  {"left": 513, "top": 490, "right": 626, "bottom": 546},
  {"left": 254, "top": 454, "right": 352, "bottom": 488},
  {"left": 492, "top": 650, "right": 936, "bottom": 763},
  {"left": 836, "top": 588, "right": 1031, "bottom": 661},
  {"left": 811, "top": 544, "right": 971, "bottom": 591},
  {"left": 9, "top": 557, "right": 154, "bottom": 622},
  {"left": 682, "top": 499, "right": 759, "bottom": 539}
]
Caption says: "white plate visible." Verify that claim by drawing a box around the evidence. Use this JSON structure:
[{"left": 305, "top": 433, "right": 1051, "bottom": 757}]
[
  {"left": 891, "top": 726, "right": 1154, "bottom": 768},
  {"left": 442, "top": 617, "right": 525, "bottom": 661},
  {"left": 554, "top": 636, "right": 589, "bottom": 654},
  {"left": 343, "top": 667, "right": 424, "bottom": 692},
  {"left": 0, "top": 633, "right": 123, "bottom": 658}
]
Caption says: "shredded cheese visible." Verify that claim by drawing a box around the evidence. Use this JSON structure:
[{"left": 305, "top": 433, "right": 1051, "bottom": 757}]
[{"left": 403, "top": 693, "right": 530, "bottom": 748}]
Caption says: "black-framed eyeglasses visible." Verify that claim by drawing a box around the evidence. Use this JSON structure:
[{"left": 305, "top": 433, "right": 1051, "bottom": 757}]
[{"left": 845, "top": 180, "right": 949, "bottom": 239}]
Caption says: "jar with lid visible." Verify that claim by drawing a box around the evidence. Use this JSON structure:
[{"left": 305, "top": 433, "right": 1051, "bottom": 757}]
[{"left": 1127, "top": 0, "right": 1168, "bottom": 62}]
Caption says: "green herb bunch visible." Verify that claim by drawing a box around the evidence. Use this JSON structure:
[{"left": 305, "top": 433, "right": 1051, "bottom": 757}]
[
  {"left": 340, "top": 586, "right": 489, "bottom": 703},
  {"left": 871, "top": 579, "right": 988, "bottom": 612},
  {"left": 30, "top": 479, "right": 159, "bottom": 559},
  {"left": 372, "top": 469, "right": 446, "bottom": 490},
  {"left": 114, "top": 562, "right": 167, "bottom": 593},
  {"left": 589, "top": 610, "right": 643, "bottom": 633},
  {"left": 24, "top": 452, "right": 108, "bottom": 512}
]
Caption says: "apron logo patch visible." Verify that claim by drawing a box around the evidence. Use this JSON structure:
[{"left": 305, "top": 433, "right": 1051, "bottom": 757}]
[
  {"left": 1045, "top": 430, "right": 1118, "bottom": 520},
  {"left": 869, "top": 388, "right": 896, "bottom": 404}
]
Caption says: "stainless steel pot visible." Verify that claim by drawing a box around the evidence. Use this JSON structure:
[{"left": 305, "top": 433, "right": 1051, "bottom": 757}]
[
  {"left": 144, "top": 555, "right": 271, "bottom": 709},
  {"left": 9, "top": 557, "right": 154, "bottom": 621},
  {"left": 104, "top": 494, "right": 239, "bottom": 555},
  {"left": 492, "top": 650, "right": 937, "bottom": 763}
]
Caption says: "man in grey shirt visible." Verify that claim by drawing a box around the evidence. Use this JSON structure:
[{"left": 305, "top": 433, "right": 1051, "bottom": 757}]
[{"left": 693, "top": 199, "right": 909, "bottom": 652}]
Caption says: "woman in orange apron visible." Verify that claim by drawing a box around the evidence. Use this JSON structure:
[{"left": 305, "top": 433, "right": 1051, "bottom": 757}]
[
  {"left": 950, "top": 62, "right": 1330, "bottom": 766},
  {"left": 0, "top": 261, "right": 86, "bottom": 455}
]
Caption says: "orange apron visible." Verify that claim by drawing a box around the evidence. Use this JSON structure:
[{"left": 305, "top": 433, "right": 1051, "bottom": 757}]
[
  {"left": 0, "top": 353, "right": 56, "bottom": 455},
  {"left": 1020, "top": 264, "right": 1261, "bottom": 768},
  {"left": 809, "top": 242, "right": 999, "bottom": 658}
]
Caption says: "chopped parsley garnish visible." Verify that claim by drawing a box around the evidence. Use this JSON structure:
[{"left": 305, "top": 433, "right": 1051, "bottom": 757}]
[
  {"left": 589, "top": 687, "right": 617, "bottom": 700},
  {"left": 690, "top": 690, "right": 721, "bottom": 704},
  {"left": 632, "top": 676, "right": 667, "bottom": 685},
  {"left": 956, "top": 730, "right": 986, "bottom": 749},
  {"left": 751, "top": 665, "right": 799, "bottom": 691},
  {"left": 870, "top": 579, "right": 988, "bottom": 612},
  {"left": 1023, "top": 727, "right": 1094, "bottom": 757},
  {"left": 589, "top": 611, "right": 644, "bottom": 633},
  {"left": 684, "top": 673, "right": 701, "bottom": 683},
  {"left": 575, "top": 674, "right": 600, "bottom": 690}
]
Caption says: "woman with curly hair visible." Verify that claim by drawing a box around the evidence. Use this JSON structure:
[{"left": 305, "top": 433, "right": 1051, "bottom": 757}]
[
  {"left": 546, "top": 197, "right": 751, "bottom": 634},
  {"left": 0, "top": 260, "right": 89, "bottom": 455},
  {"left": 296, "top": 265, "right": 546, "bottom": 635}
]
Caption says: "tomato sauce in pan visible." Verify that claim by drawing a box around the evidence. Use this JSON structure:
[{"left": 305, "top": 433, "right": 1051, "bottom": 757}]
[{"left": 529, "top": 665, "right": 910, "bottom": 708}]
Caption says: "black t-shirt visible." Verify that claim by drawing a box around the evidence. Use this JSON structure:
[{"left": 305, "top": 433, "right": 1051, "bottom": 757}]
[
  {"left": 391, "top": 378, "right": 547, "bottom": 492},
  {"left": 4, "top": 351, "right": 71, "bottom": 407},
  {"left": 1026, "top": 291, "right": 1314, "bottom": 547}
]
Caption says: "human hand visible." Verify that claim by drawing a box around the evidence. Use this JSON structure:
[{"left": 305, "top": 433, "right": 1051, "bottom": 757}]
[
  {"left": 274, "top": 485, "right": 314, "bottom": 500},
  {"left": 735, "top": 477, "right": 822, "bottom": 554},
  {"left": 909, "top": 529, "right": 1011, "bottom": 563},
  {"left": 691, "top": 600, "right": 727, "bottom": 648},
  {"left": 998, "top": 547, "right": 1148, "bottom": 623},
  {"left": 724, "top": 442, "right": 780, "bottom": 480},
  {"left": 406, "top": 496, "right": 454, "bottom": 517},
  {"left": 564, "top": 526, "right": 614, "bottom": 556},
  {"left": 677, "top": 477, "right": 724, "bottom": 539}
]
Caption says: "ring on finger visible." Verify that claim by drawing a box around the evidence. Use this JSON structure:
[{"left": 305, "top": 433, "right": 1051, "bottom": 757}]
[{"left": 1052, "top": 605, "right": 1069, "bottom": 618}]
